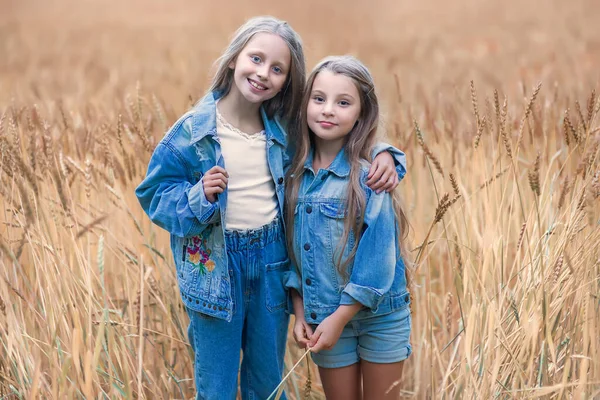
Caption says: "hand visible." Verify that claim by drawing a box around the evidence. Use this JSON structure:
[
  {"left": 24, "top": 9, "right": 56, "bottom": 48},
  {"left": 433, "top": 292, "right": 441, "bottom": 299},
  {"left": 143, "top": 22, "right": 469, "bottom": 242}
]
[
  {"left": 293, "top": 317, "right": 313, "bottom": 349},
  {"left": 367, "top": 152, "right": 399, "bottom": 193},
  {"left": 308, "top": 314, "right": 346, "bottom": 353},
  {"left": 202, "top": 166, "right": 228, "bottom": 203}
]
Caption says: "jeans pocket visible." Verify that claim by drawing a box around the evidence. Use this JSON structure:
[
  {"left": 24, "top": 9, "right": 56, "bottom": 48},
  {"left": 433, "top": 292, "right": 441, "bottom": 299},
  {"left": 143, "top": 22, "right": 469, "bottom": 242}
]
[{"left": 265, "top": 258, "right": 290, "bottom": 312}]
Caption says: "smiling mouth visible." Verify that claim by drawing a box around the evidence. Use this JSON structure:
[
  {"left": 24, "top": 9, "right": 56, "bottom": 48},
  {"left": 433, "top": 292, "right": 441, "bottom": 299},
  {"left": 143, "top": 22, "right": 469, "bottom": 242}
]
[
  {"left": 318, "top": 121, "right": 337, "bottom": 127},
  {"left": 248, "top": 79, "right": 267, "bottom": 91}
]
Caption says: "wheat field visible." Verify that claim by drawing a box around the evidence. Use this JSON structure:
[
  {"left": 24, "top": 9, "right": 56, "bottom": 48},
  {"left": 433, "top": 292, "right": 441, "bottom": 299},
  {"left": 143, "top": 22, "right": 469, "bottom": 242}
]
[{"left": 1, "top": 0, "right": 599, "bottom": 398}]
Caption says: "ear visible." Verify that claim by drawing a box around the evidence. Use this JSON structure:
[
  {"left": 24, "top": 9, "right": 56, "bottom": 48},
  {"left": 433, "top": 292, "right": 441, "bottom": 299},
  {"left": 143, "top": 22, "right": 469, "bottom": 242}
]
[{"left": 228, "top": 59, "right": 235, "bottom": 70}]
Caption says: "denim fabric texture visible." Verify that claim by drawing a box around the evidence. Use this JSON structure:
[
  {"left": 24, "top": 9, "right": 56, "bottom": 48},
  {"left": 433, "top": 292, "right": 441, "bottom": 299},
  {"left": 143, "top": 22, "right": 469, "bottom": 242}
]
[
  {"left": 310, "top": 307, "right": 412, "bottom": 368},
  {"left": 284, "top": 148, "right": 410, "bottom": 325},
  {"left": 135, "top": 91, "right": 289, "bottom": 322},
  {"left": 135, "top": 90, "right": 408, "bottom": 398},
  {"left": 186, "top": 218, "right": 289, "bottom": 400}
]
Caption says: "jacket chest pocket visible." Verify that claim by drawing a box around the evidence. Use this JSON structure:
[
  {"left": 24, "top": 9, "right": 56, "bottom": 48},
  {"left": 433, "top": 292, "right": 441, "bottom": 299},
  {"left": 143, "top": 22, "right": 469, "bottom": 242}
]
[{"left": 319, "top": 203, "right": 355, "bottom": 285}]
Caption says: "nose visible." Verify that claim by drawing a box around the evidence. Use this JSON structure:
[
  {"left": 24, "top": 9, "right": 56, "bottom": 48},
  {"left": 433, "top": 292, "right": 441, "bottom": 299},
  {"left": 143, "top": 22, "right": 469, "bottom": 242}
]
[
  {"left": 256, "top": 65, "right": 269, "bottom": 81},
  {"left": 322, "top": 101, "right": 334, "bottom": 116}
]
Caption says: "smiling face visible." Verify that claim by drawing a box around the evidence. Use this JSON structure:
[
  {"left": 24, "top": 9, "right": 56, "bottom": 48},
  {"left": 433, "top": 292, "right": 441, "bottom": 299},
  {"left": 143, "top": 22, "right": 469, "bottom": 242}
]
[
  {"left": 306, "top": 69, "right": 362, "bottom": 147},
  {"left": 228, "top": 32, "right": 291, "bottom": 106}
]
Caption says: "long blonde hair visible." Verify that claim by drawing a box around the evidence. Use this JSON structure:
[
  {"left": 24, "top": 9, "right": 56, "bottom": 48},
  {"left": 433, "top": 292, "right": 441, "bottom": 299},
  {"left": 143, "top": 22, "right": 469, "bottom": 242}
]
[
  {"left": 285, "top": 56, "right": 411, "bottom": 285},
  {"left": 208, "top": 16, "right": 306, "bottom": 123}
]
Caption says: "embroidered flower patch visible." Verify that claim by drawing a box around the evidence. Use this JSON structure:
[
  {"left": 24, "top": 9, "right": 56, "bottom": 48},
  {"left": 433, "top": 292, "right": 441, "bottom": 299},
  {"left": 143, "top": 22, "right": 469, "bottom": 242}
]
[{"left": 186, "top": 234, "right": 216, "bottom": 274}]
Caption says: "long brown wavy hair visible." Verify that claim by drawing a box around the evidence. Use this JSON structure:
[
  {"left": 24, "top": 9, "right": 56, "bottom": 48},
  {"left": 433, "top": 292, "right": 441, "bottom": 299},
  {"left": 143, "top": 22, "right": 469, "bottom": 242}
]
[{"left": 285, "top": 56, "right": 411, "bottom": 285}]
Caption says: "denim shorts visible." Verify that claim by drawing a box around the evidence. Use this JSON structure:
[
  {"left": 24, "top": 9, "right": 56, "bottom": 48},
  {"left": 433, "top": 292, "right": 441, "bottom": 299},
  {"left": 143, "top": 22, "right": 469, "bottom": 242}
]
[{"left": 310, "top": 307, "right": 412, "bottom": 368}]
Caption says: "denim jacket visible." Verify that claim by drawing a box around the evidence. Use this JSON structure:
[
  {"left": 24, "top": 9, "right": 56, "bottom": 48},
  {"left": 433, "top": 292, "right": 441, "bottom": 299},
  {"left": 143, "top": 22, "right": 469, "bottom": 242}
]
[
  {"left": 136, "top": 91, "right": 407, "bottom": 322},
  {"left": 284, "top": 148, "right": 410, "bottom": 324},
  {"left": 136, "top": 91, "right": 290, "bottom": 321}
]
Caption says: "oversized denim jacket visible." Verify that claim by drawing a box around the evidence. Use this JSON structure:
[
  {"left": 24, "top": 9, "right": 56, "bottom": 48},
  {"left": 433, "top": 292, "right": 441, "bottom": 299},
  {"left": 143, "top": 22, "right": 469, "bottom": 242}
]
[
  {"left": 285, "top": 148, "right": 410, "bottom": 324},
  {"left": 136, "top": 90, "right": 406, "bottom": 322}
]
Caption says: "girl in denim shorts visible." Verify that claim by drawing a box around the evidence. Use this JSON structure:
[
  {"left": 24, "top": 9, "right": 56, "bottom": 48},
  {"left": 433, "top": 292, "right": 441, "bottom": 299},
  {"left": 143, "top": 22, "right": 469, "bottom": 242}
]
[
  {"left": 136, "top": 17, "right": 404, "bottom": 400},
  {"left": 285, "top": 55, "right": 413, "bottom": 400}
]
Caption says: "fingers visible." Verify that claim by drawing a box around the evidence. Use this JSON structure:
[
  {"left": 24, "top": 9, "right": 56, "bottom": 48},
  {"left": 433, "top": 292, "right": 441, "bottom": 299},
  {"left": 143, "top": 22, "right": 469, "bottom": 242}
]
[
  {"left": 294, "top": 323, "right": 313, "bottom": 348},
  {"left": 204, "top": 176, "right": 227, "bottom": 191},
  {"left": 383, "top": 173, "right": 399, "bottom": 193},
  {"left": 202, "top": 167, "right": 228, "bottom": 195},
  {"left": 303, "top": 323, "right": 314, "bottom": 339},
  {"left": 203, "top": 166, "right": 229, "bottom": 192},
  {"left": 205, "top": 166, "right": 229, "bottom": 178},
  {"left": 309, "top": 335, "right": 326, "bottom": 354},
  {"left": 308, "top": 328, "right": 321, "bottom": 349},
  {"left": 366, "top": 162, "right": 381, "bottom": 183},
  {"left": 368, "top": 163, "right": 399, "bottom": 193}
]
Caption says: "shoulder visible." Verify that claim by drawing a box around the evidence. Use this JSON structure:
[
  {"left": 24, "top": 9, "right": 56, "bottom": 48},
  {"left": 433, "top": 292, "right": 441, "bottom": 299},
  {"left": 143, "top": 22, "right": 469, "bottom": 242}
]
[
  {"left": 358, "top": 159, "right": 373, "bottom": 195},
  {"left": 160, "top": 110, "right": 195, "bottom": 145}
]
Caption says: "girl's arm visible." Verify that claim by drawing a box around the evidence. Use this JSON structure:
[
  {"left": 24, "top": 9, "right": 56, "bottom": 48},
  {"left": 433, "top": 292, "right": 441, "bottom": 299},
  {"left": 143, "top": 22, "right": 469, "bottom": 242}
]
[
  {"left": 290, "top": 289, "right": 313, "bottom": 348},
  {"left": 340, "top": 188, "right": 397, "bottom": 311},
  {"left": 309, "top": 190, "right": 399, "bottom": 353},
  {"left": 368, "top": 143, "right": 407, "bottom": 192},
  {"left": 136, "top": 143, "right": 219, "bottom": 238},
  {"left": 308, "top": 303, "right": 362, "bottom": 353}
]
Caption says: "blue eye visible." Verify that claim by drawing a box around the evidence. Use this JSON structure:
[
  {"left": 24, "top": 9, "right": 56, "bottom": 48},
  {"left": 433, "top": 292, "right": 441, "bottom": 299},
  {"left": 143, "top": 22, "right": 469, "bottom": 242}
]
[
  {"left": 251, "top": 55, "right": 261, "bottom": 63},
  {"left": 339, "top": 100, "right": 350, "bottom": 106},
  {"left": 272, "top": 66, "right": 282, "bottom": 74}
]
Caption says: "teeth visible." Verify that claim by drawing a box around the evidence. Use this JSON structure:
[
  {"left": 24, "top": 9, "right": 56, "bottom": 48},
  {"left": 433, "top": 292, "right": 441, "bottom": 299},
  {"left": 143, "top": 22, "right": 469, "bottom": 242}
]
[{"left": 249, "top": 80, "right": 266, "bottom": 90}]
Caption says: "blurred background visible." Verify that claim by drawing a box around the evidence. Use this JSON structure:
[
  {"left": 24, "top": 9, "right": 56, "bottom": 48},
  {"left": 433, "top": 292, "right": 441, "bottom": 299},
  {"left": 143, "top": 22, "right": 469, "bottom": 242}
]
[{"left": 1, "top": 0, "right": 599, "bottom": 398}]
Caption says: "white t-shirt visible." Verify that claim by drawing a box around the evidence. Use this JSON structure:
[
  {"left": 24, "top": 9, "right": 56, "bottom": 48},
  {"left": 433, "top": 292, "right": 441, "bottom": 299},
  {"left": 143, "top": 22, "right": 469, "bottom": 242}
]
[{"left": 216, "top": 109, "right": 279, "bottom": 230}]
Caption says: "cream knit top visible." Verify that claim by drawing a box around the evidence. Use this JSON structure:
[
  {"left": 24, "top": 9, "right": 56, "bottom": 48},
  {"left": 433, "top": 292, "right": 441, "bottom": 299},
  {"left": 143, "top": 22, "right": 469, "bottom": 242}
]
[{"left": 216, "top": 109, "right": 279, "bottom": 230}]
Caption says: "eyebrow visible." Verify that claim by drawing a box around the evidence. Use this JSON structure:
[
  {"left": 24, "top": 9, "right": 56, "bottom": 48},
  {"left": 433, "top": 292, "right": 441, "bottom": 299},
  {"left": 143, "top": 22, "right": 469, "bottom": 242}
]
[
  {"left": 245, "top": 48, "right": 289, "bottom": 69},
  {"left": 311, "top": 89, "right": 356, "bottom": 101}
]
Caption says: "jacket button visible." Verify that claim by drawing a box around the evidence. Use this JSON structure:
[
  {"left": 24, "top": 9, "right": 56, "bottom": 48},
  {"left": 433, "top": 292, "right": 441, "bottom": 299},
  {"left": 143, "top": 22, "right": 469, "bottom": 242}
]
[
  {"left": 277, "top": 177, "right": 284, "bottom": 184},
  {"left": 306, "top": 205, "right": 312, "bottom": 214},
  {"left": 305, "top": 278, "right": 311, "bottom": 286},
  {"left": 195, "top": 300, "right": 199, "bottom": 304},
  {"left": 203, "top": 302, "right": 207, "bottom": 307},
  {"left": 304, "top": 243, "right": 311, "bottom": 251},
  {"left": 310, "top": 312, "right": 317, "bottom": 320},
  {"left": 213, "top": 305, "right": 217, "bottom": 310},
  {"left": 218, "top": 306, "right": 223, "bottom": 311}
]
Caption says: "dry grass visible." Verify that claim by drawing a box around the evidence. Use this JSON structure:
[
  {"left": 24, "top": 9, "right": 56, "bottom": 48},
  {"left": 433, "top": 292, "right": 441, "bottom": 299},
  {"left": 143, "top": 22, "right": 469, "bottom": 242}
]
[{"left": 1, "top": 0, "right": 599, "bottom": 398}]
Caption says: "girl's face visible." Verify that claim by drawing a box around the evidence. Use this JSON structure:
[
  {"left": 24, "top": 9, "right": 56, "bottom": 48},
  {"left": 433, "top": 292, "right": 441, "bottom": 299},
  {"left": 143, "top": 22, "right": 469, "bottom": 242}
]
[
  {"left": 307, "top": 70, "right": 361, "bottom": 145},
  {"left": 229, "top": 33, "right": 291, "bottom": 105}
]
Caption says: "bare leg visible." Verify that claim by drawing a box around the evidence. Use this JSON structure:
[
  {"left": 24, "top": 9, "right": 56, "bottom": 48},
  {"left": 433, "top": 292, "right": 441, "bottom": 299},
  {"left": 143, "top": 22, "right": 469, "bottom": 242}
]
[
  {"left": 361, "top": 360, "right": 404, "bottom": 400},
  {"left": 318, "top": 363, "right": 362, "bottom": 400}
]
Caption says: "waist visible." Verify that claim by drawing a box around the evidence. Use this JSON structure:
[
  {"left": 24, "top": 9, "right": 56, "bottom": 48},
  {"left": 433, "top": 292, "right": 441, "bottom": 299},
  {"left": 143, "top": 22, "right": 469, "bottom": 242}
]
[{"left": 224, "top": 216, "right": 283, "bottom": 251}]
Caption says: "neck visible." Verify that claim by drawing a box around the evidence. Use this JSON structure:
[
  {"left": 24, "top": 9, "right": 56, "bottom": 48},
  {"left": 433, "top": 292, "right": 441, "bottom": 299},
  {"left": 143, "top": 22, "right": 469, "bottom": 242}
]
[
  {"left": 312, "top": 136, "right": 345, "bottom": 171},
  {"left": 217, "top": 89, "right": 262, "bottom": 127}
]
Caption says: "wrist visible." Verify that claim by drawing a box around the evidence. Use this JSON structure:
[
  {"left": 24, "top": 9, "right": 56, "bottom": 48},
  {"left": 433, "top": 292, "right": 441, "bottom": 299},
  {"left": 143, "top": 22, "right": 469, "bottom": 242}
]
[
  {"left": 291, "top": 290, "right": 305, "bottom": 317},
  {"left": 333, "top": 304, "right": 362, "bottom": 325}
]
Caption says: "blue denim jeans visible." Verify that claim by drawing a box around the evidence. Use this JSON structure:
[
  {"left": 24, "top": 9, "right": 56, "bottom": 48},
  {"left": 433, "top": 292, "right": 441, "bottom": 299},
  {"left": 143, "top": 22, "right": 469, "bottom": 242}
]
[{"left": 186, "top": 217, "right": 290, "bottom": 400}]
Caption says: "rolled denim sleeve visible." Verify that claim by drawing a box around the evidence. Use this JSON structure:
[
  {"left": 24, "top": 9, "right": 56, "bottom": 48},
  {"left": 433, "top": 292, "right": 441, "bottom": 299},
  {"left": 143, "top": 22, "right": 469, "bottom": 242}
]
[
  {"left": 188, "top": 180, "right": 220, "bottom": 224},
  {"left": 371, "top": 142, "right": 407, "bottom": 181},
  {"left": 135, "top": 142, "right": 219, "bottom": 238},
  {"left": 283, "top": 260, "right": 302, "bottom": 293},
  {"left": 340, "top": 190, "right": 397, "bottom": 311}
]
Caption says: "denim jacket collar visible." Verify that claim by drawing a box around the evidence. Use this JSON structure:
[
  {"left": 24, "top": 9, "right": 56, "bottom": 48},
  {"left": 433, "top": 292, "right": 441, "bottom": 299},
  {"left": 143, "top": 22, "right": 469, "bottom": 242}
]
[
  {"left": 303, "top": 147, "right": 351, "bottom": 178},
  {"left": 190, "top": 90, "right": 286, "bottom": 147}
]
